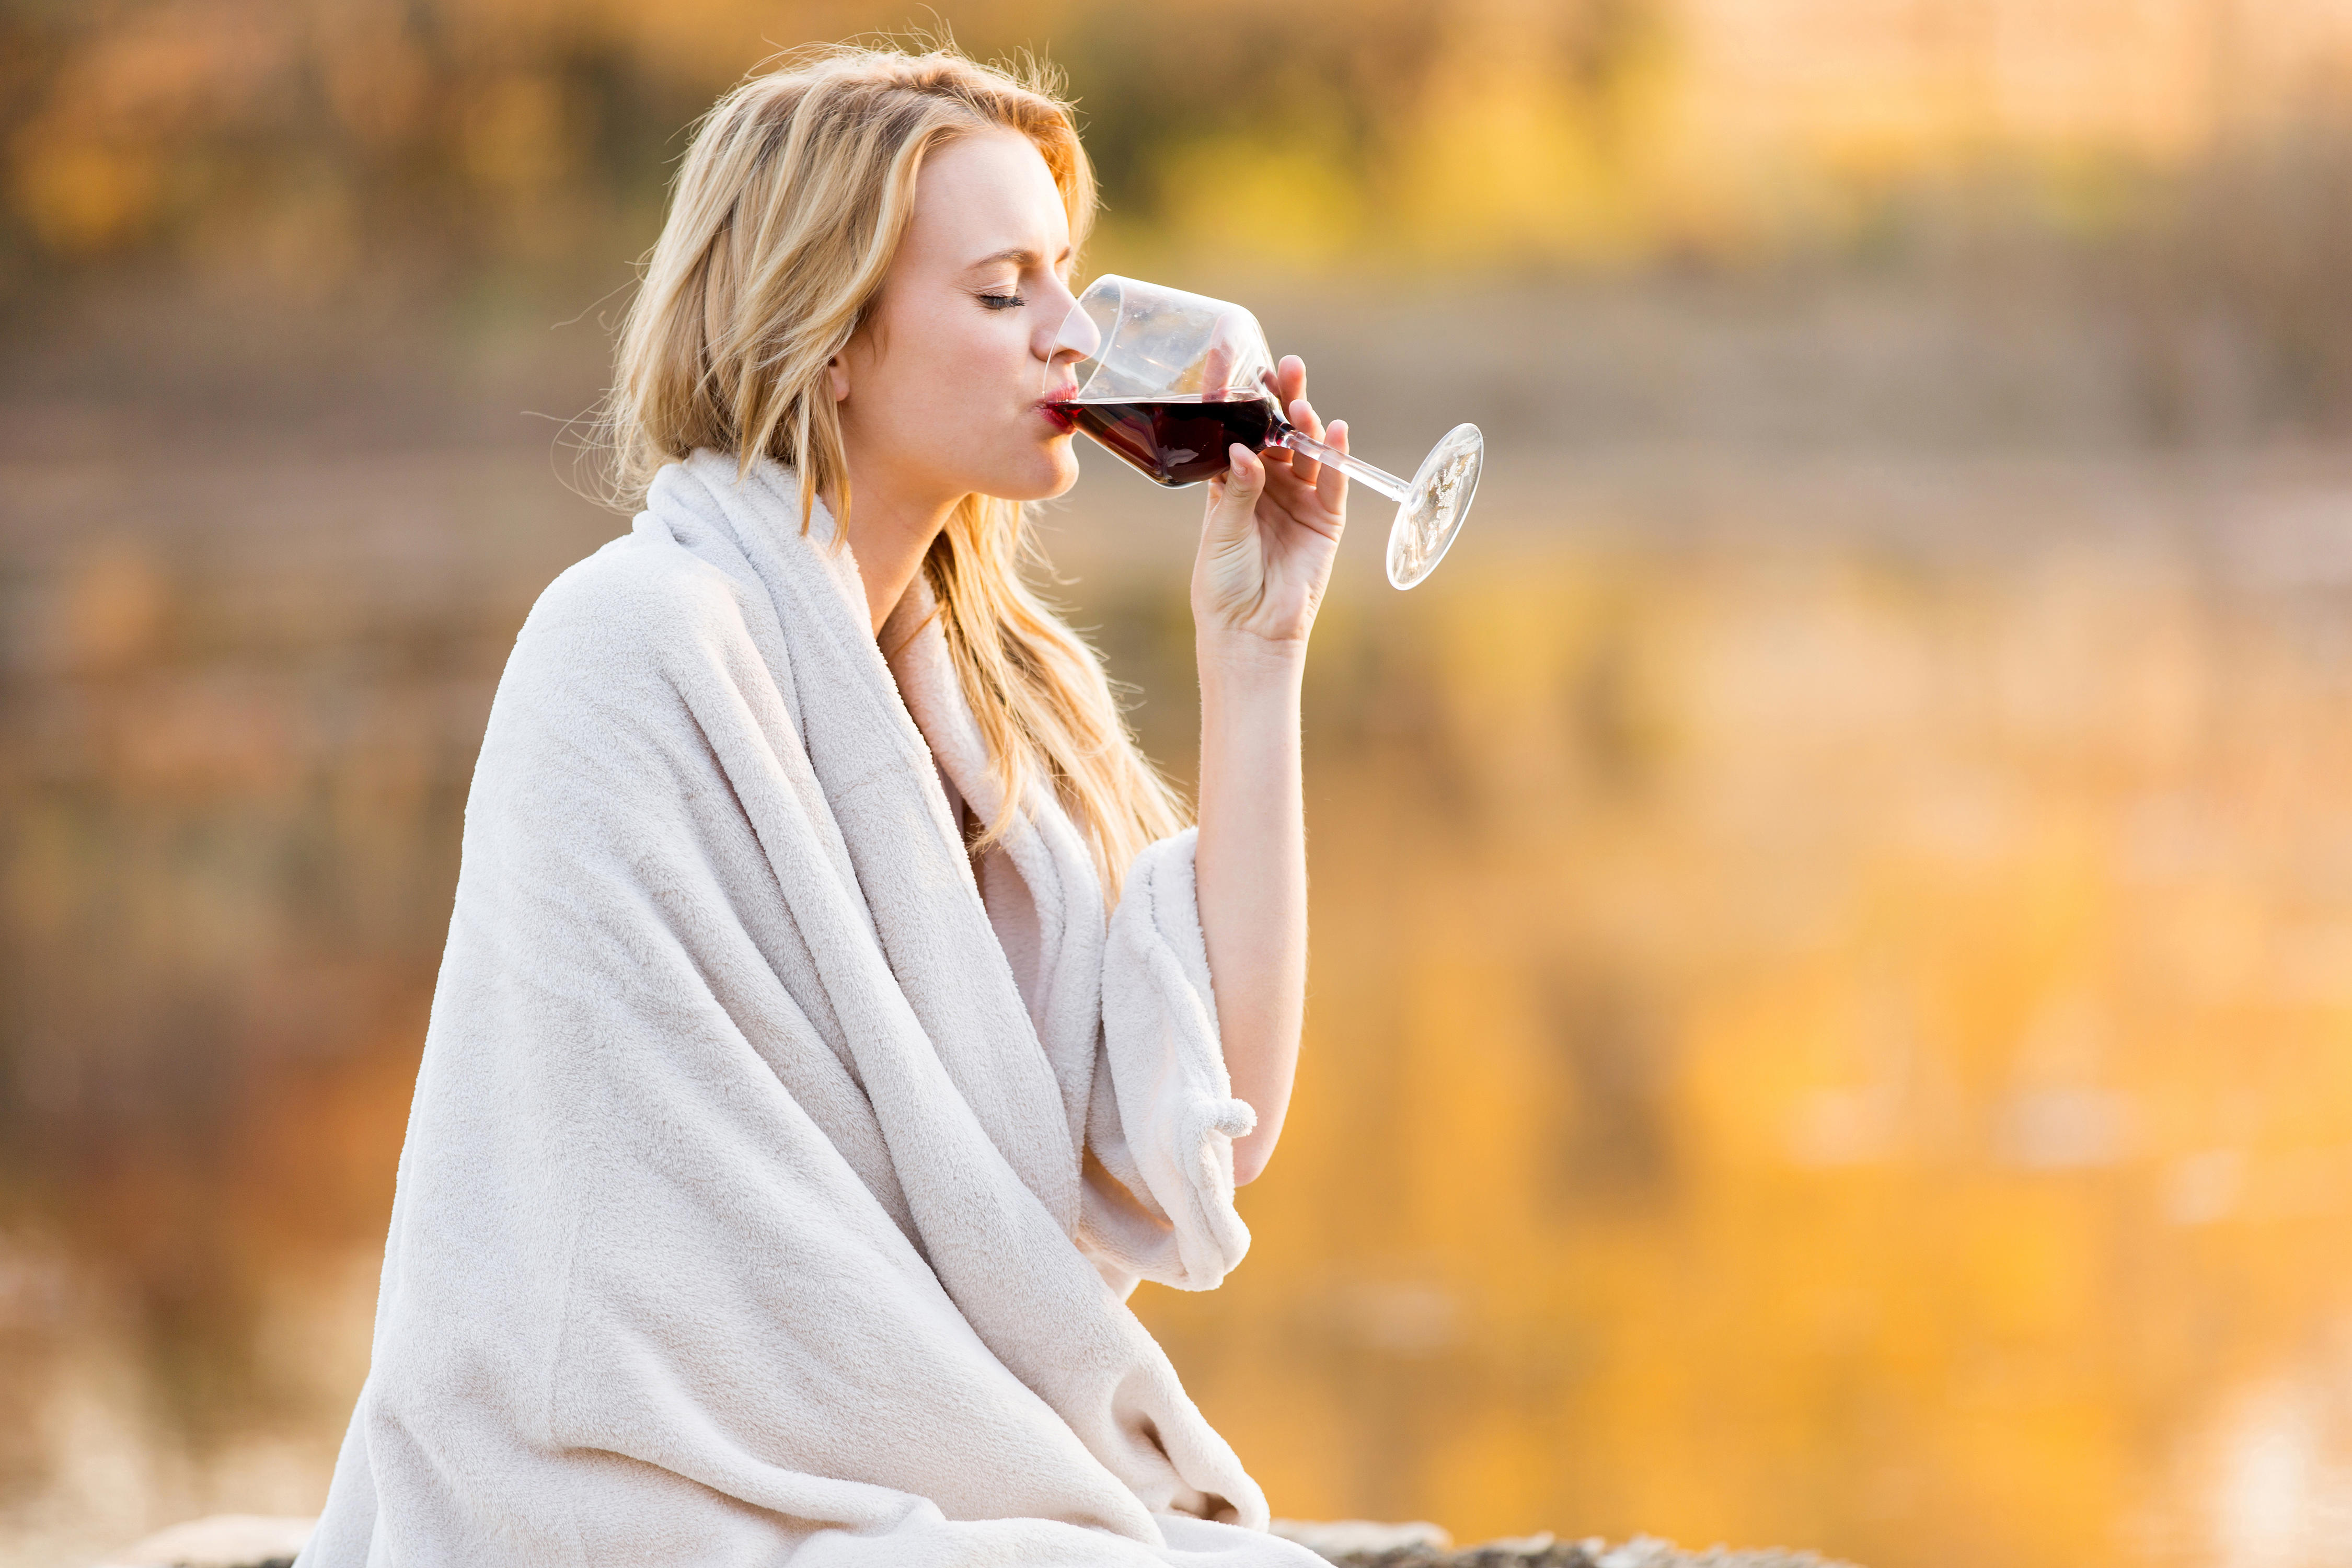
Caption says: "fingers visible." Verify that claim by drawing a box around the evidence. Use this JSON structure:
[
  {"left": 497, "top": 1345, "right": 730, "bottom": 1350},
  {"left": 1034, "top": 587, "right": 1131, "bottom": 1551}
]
[
  {"left": 1260, "top": 395, "right": 1330, "bottom": 495},
  {"left": 1226, "top": 442, "right": 1264, "bottom": 494},
  {"left": 1315, "top": 419, "right": 1349, "bottom": 515},
  {"left": 1276, "top": 361, "right": 1306, "bottom": 461},
  {"left": 1289, "top": 395, "right": 1327, "bottom": 485},
  {"left": 1205, "top": 442, "right": 1264, "bottom": 539},
  {"left": 1278, "top": 397, "right": 1318, "bottom": 488}
]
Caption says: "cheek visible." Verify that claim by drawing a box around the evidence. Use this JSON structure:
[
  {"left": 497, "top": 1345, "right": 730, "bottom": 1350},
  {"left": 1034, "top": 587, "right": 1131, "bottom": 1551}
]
[
  {"left": 853, "top": 303, "right": 1053, "bottom": 488},
  {"left": 949, "top": 317, "right": 1034, "bottom": 395},
  {"left": 880, "top": 314, "right": 1029, "bottom": 426},
  {"left": 936, "top": 320, "right": 1046, "bottom": 451}
]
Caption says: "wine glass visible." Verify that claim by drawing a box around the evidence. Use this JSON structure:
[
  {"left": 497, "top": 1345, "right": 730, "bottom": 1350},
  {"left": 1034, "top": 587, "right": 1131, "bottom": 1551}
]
[{"left": 1046, "top": 275, "right": 1482, "bottom": 590}]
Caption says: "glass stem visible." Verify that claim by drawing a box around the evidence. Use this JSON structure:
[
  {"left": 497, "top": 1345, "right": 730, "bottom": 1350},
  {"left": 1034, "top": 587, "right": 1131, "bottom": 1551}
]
[{"left": 1276, "top": 422, "right": 1412, "bottom": 503}]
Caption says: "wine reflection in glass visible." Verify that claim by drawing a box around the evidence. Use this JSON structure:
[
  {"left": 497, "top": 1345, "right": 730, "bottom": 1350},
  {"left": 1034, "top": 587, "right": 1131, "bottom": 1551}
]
[{"left": 1045, "top": 275, "right": 1482, "bottom": 589}]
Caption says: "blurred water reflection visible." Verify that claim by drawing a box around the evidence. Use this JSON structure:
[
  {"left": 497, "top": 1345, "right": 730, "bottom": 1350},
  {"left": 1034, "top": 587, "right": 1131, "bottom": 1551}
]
[
  {"left": 7, "top": 302, "right": 2352, "bottom": 1560},
  {"left": 1141, "top": 499, "right": 2352, "bottom": 1568},
  {"left": 12, "top": 1, "right": 2352, "bottom": 1561}
]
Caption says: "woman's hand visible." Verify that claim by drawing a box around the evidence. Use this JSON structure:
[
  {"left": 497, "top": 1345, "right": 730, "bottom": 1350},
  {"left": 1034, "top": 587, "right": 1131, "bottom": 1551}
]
[
  {"left": 1189, "top": 354, "right": 1334, "bottom": 1186},
  {"left": 1192, "top": 354, "right": 1346, "bottom": 653}
]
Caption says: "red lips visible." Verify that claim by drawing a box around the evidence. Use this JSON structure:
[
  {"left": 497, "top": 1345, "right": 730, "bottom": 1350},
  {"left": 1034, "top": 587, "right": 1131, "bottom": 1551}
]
[{"left": 1036, "top": 385, "right": 1079, "bottom": 433}]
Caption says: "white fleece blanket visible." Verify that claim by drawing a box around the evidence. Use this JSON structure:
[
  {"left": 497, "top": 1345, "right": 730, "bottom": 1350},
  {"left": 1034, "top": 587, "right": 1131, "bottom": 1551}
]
[{"left": 297, "top": 451, "right": 1325, "bottom": 1567}]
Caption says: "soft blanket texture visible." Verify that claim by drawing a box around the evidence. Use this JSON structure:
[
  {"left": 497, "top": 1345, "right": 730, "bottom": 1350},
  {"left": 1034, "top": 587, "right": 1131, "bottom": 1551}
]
[{"left": 298, "top": 451, "right": 1323, "bottom": 1566}]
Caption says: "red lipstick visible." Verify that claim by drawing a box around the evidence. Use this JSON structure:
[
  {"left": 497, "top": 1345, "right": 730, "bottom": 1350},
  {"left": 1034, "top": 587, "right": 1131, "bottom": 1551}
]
[{"left": 1037, "top": 384, "right": 1080, "bottom": 433}]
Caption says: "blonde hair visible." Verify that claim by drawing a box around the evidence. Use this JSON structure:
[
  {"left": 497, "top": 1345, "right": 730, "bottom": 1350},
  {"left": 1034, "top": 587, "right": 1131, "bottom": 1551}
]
[{"left": 603, "top": 42, "right": 1185, "bottom": 895}]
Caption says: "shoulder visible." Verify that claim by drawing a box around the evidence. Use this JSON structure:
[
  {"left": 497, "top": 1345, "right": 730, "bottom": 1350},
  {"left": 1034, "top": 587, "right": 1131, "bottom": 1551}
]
[
  {"left": 478, "top": 525, "right": 798, "bottom": 781},
  {"left": 529, "top": 526, "right": 750, "bottom": 650},
  {"left": 512, "top": 523, "right": 774, "bottom": 690}
]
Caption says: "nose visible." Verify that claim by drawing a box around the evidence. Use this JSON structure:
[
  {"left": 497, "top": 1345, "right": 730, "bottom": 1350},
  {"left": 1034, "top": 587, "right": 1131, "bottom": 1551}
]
[
  {"left": 1036, "top": 267, "right": 1099, "bottom": 368},
  {"left": 1050, "top": 298, "right": 1101, "bottom": 364}
]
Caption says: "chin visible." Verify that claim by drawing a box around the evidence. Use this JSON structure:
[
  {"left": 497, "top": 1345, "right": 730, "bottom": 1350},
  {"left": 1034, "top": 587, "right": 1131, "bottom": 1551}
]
[{"left": 992, "top": 443, "right": 1081, "bottom": 503}]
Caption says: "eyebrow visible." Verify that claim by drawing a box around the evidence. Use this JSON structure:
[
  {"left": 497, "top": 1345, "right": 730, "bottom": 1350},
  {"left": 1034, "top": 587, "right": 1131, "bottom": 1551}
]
[{"left": 962, "top": 246, "right": 1073, "bottom": 272}]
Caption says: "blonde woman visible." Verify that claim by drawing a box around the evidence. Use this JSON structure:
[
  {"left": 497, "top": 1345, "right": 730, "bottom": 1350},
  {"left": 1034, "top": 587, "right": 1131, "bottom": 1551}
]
[{"left": 297, "top": 42, "right": 1345, "bottom": 1568}]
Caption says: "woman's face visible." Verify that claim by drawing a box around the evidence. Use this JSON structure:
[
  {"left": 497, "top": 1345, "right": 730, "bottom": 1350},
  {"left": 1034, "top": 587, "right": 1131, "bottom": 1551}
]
[{"left": 832, "top": 128, "right": 1086, "bottom": 507}]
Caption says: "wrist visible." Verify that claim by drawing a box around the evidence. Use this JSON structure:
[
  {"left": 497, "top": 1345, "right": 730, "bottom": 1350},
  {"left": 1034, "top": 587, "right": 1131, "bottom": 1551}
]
[{"left": 1196, "top": 627, "right": 1309, "bottom": 688}]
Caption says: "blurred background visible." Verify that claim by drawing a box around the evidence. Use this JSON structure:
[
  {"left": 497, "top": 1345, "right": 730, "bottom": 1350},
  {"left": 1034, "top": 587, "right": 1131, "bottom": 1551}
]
[{"left": 6, "top": 2, "right": 2352, "bottom": 1565}]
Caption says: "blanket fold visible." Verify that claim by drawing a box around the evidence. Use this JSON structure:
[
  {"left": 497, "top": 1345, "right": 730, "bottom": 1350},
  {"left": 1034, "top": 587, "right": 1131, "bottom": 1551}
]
[{"left": 295, "top": 451, "right": 1316, "bottom": 1567}]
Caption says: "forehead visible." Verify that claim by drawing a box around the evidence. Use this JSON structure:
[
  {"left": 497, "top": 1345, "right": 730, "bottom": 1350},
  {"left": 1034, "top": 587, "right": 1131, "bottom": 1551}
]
[{"left": 902, "top": 128, "right": 1070, "bottom": 264}]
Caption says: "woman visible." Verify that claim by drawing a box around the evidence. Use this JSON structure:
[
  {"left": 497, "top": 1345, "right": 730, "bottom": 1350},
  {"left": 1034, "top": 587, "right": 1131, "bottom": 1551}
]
[{"left": 297, "top": 42, "right": 1345, "bottom": 1568}]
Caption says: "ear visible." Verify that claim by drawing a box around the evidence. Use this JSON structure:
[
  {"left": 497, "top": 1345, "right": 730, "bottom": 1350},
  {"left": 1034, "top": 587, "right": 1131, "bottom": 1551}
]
[{"left": 826, "top": 353, "right": 851, "bottom": 405}]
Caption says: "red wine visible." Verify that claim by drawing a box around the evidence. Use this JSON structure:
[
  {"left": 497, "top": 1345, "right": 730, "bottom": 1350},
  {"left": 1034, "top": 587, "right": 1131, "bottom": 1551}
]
[{"left": 1051, "top": 395, "right": 1280, "bottom": 487}]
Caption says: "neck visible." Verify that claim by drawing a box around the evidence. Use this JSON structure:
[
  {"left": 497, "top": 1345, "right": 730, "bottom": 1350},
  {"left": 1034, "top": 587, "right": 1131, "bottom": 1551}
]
[{"left": 832, "top": 465, "right": 960, "bottom": 636}]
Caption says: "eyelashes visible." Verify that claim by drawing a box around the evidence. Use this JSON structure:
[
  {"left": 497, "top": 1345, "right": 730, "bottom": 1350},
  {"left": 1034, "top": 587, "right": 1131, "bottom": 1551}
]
[{"left": 978, "top": 291, "right": 1027, "bottom": 311}]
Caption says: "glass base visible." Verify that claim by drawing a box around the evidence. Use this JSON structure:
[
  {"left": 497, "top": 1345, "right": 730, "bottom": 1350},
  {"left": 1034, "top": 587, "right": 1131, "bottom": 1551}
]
[{"left": 1385, "top": 423, "right": 1483, "bottom": 589}]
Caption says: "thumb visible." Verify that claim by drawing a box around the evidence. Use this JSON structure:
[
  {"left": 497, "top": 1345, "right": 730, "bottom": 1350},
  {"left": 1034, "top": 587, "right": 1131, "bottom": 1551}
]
[{"left": 1203, "top": 444, "right": 1263, "bottom": 544}]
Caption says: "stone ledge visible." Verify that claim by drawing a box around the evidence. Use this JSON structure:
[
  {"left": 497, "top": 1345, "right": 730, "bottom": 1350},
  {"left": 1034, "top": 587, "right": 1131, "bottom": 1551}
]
[
  {"left": 1275, "top": 1520, "right": 1858, "bottom": 1568},
  {"left": 95, "top": 1514, "right": 1859, "bottom": 1567},
  {"left": 91, "top": 1515, "right": 313, "bottom": 1568},
  {"left": 1311, "top": 1537, "right": 1855, "bottom": 1568}
]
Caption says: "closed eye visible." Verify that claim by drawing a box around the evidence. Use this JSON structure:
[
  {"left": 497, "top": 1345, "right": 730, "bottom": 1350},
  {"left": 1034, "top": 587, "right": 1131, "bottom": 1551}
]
[{"left": 978, "top": 291, "right": 1026, "bottom": 310}]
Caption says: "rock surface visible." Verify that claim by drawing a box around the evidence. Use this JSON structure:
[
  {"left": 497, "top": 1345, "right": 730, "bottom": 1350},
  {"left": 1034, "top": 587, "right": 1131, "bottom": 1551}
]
[
  {"left": 96, "top": 1515, "right": 1859, "bottom": 1568},
  {"left": 90, "top": 1514, "right": 314, "bottom": 1568},
  {"left": 1273, "top": 1521, "right": 1858, "bottom": 1568},
  {"left": 1307, "top": 1536, "right": 1857, "bottom": 1568}
]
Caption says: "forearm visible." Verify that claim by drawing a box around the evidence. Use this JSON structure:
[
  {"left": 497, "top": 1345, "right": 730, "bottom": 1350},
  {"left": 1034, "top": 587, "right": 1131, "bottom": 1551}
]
[{"left": 1193, "top": 633, "right": 1308, "bottom": 1186}]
